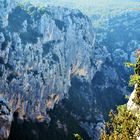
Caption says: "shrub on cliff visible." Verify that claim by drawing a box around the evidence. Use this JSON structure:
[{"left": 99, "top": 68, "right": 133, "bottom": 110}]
[
  {"left": 126, "top": 51, "right": 140, "bottom": 104},
  {"left": 101, "top": 105, "right": 139, "bottom": 140},
  {"left": 101, "top": 50, "right": 140, "bottom": 140},
  {"left": 74, "top": 134, "right": 83, "bottom": 140}
]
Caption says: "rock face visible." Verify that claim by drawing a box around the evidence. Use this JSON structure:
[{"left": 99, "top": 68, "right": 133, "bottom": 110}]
[
  {"left": 127, "top": 85, "right": 140, "bottom": 140},
  {"left": 0, "top": 1, "right": 118, "bottom": 139},
  {"left": 0, "top": 1, "right": 139, "bottom": 140},
  {"left": 127, "top": 85, "right": 139, "bottom": 112},
  {"left": 0, "top": 1, "right": 95, "bottom": 119},
  {"left": 0, "top": 98, "right": 12, "bottom": 140},
  {"left": 0, "top": 1, "right": 103, "bottom": 140}
]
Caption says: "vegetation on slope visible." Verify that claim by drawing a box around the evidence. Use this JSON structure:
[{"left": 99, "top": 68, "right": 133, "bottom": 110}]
[
  {"left": 127, "top": 50, "right": 140, "bottom": 105},
  {"left": 101, "top": 50, "right": 140, "bottom": 140}
]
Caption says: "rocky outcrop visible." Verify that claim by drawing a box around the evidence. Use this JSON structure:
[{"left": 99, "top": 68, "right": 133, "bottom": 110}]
[
  {"left": 0, "top": 1, "right": 139, "bottom": 140},
  {"left": 0, "top": 98, "right": 12, "bottom": 140},
  {"left": 0, "top": 1, "right": 96, "bottom": 120},
  {"left": 0, "top": 1, "right": 114, "bottom": 139},
  {"left": 127, "top": 85, "right": 139, "bottom": 113},
  {"left": 127, "top": 84, "right": 140, "bottom": 140}
]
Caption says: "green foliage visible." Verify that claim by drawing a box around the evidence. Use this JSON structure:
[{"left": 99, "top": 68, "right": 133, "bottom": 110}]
[
  {"left": 101, "top": 50, "right": 140, "bottom": 139},
  {"left": 132, "top": 56, "right": 140, "bottom": 104},
  {"left": 133, "top": 86, "right": 140, "bottom": 105},
  {"left": 125, "top": 95, "right": 129, "bottom": 100},
  {"left": 125, "top": 51, "right": 140, "bottom": 104},
  {"left": 129, "top": 74, "right": 140, "bottom": 86},
  {"left": 101, "top": 105, "right": 139, "bottom": 140},
  {"left": 74, "top": 134, "right": 83, "bottom": 140},
  {"left": 125, "top": 62, "right": 136, "bottom": 68},
  {"left": 135, "top": 57, "right": 140, "bottom": 75}
]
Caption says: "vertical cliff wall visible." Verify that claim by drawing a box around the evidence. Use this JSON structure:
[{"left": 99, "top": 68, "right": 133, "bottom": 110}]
[
  {"left": 1, "top": 0, "right": 138, "bottom": 140},
  {"left": 0, "top": 1, "right": 97, "bottom": 119}
]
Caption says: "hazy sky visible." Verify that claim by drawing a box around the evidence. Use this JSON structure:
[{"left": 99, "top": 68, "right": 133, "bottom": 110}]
[
  {"left": 45, "top": 0, "right": 140, "bottom": 14},
  {"left": 20, "top": 0, "right": 140, "bottom": 15}
]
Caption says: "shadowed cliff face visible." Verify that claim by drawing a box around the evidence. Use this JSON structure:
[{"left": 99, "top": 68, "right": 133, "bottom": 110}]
[
  {"left": 0, "top": 99, "right": 12, "bottom": 140},
  {"left": 0, "top": 0, "right": 139, "bottom": 140}
]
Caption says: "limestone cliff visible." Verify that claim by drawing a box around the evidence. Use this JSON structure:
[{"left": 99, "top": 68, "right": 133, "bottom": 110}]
[
  {"left": 0, "top": 0, "right": 96, "bottom": 119},
  {"left": 0, "top": 0, "right": 138, "bottom": 140}
]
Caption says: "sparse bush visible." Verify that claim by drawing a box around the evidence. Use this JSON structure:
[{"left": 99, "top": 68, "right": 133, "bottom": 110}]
[
  {"left": 74, "top": 133, "right": 83, "bottom": 140},
  {"left": 101, "top": 50, "right": 140, "bottom": 139},
  {"left": 131, "top": 52, "right": 140, "bottom": 104},
  {"left": 101, "top": 105, "right": 139, "bottom": 140}
]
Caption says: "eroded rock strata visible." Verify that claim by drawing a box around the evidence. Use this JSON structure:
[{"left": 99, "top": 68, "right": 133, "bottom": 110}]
[{"left": 0, "top": 0, "right": 138, "bottom": 140}]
